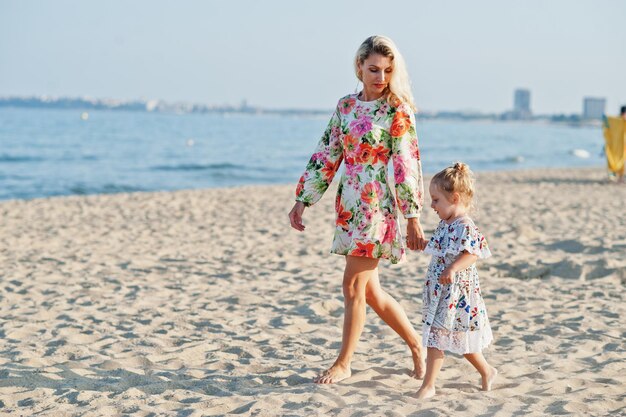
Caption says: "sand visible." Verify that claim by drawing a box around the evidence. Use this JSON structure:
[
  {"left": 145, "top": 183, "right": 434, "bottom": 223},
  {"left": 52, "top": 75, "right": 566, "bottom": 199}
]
[{"left": 0, "top": 167, "right": 624, "bottom": 416}]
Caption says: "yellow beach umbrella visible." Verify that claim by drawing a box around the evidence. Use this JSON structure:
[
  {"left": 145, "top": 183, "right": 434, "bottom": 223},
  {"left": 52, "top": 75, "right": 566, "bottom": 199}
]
[{"left": 603, "top": 116, "right": 625, "bottom": 176}]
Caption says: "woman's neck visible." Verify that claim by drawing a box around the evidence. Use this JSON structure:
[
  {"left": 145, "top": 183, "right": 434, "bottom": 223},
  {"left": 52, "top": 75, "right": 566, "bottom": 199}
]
[{"left": 359, "top": 89, "right": 384, "bottom": 102}]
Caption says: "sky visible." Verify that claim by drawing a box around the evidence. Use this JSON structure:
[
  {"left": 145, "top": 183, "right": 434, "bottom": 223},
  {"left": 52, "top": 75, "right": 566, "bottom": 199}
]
[{"left": 1, "top": 0, "right": 625, "bottom": 114}]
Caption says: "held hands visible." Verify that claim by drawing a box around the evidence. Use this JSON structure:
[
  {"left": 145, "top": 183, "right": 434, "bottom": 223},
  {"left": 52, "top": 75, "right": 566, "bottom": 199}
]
[
  {"left": 289, "top": 201, "right": 306, "bottom": 231},
  {"left": 406, "top": 218, "right": 428, "bottom": 251}
]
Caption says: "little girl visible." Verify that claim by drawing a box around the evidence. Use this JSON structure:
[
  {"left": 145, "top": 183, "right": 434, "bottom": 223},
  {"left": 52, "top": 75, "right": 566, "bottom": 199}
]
[{"left": 416, "top": 162, "right": 497, "bottom": 399}]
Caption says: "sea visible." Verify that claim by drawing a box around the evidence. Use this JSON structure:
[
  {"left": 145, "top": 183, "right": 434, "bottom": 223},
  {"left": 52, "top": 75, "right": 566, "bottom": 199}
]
[{"left": 0, "top": 107, "right": 605, "bottom": 201}]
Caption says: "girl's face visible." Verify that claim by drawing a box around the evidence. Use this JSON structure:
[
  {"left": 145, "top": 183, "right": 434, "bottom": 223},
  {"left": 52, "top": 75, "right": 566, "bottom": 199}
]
[
  {"left": 429, "top": 182, "right": 464, "bottom": 222},
  {"left": 358, "top": 53, "right": 393, "bottom": 99}
]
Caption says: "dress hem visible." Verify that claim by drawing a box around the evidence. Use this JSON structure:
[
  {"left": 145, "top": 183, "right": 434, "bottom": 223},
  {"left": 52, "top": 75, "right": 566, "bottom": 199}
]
[
  {"left": 329, "top": 249, "right": 405, "bottom": 265},
  {"left": 422, "top": 324, "right": 493, "bottom": 355}
]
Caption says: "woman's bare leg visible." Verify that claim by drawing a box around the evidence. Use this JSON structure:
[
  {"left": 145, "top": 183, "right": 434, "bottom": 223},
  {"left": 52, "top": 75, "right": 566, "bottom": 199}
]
[
  {"left": 416, "top": 347, "right": 444, "bottom": 399},
  {"left": 364, "top": 270, "right": 425, "bottom": 378},
  {"left": 463, "top": 352, "right": 497, "bottom": 391},
  {"left": 314, "top": 255, "right": 379, "bottom": 384}
]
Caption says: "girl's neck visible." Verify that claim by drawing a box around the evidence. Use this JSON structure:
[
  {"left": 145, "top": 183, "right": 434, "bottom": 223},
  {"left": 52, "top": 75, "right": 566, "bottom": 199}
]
[{"left": 444, "top": 209, "right": 468, "bottom": 224}]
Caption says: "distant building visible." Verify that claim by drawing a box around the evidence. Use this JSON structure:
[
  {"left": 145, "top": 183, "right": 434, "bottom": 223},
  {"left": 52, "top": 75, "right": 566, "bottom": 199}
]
[
  {"left": 500, "top": 88, "right": 532, "bottom": 120},
  {"left": 514, "top": 89, "right": 531, "bottom": 118},
  {"left": 582, "top": 97, "right": 606, "bottom": 119},
  {"left": 514, "top": 89, "right": 531, "bottom": 112}
]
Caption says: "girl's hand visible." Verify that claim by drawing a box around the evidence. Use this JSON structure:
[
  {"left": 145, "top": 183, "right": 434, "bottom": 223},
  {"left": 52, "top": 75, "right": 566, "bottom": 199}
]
[
  {"left": 406, "top": 218, "right": 427, "bottom": 251},
  {"left": 441, "top": 252, "right": 478, "bottom": 283},
  {"left": 439, "top": 266, "right": 455, "bottom": 285},
  {"left": 289, "top": 201, "right": 306, "bottom": 231}
]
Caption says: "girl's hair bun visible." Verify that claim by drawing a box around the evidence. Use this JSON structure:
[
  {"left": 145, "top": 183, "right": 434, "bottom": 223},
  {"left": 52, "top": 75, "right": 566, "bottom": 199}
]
[
  {"left": 431, "top": 161, "right": 475, "bottom": 209},
  {"left": 453, "top": 162, "right": 469, "bottom": 173}
]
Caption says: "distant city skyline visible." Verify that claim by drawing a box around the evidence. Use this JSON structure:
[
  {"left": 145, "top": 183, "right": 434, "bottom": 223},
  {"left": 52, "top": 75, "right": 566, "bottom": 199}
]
[
  {"left": 1, "top": 0, "right": 625, "bottom": 114},
  {"left": 0, "top": 89, "right": 611, "bottom": 119}
]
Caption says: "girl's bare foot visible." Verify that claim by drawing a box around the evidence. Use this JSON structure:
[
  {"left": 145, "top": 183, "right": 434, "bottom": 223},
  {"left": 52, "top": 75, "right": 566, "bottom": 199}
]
[
  {"left": 415, "top": 385, "right": 436, "bottom": 399},
  {"left": 313, "top": 363, "right": 352, "bottom": 384},
  {"left": 482, "top": 366, "right": 497, "bottom": 391}
]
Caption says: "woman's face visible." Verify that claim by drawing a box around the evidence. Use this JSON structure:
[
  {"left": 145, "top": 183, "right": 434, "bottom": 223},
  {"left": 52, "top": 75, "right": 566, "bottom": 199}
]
[{"left": 358, "top": 53, "right": 393, "bottom": 97}]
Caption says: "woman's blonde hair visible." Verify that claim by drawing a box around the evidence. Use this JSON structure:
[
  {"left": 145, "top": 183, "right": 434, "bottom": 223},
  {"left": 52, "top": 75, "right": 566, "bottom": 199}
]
[
  {"left": 354, "top": 35, "right": 416, "bottom": 112},
  {"left": 431, "top": 162, "right": 475, "bottom": 208}
]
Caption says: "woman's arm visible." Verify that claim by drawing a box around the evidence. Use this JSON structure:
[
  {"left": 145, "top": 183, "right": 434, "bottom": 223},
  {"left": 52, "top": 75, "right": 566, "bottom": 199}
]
[
  {"left": 290, "top": 104, "right": 343, "bottom": 232},
  {"left": 390, "top": 104, "right": 426, "bottom": 250},
  {"left": 294, "top": 105, "right": 344, "bottom": 207}
]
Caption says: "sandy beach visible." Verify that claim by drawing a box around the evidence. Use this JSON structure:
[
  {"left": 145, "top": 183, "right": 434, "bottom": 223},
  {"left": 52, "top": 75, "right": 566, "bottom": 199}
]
[{"left": 0, "top": 167, "right": 624, "bottom": 416}]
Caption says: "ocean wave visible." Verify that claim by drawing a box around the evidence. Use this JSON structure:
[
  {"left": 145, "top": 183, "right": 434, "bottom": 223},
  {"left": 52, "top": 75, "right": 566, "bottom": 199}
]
[
  {"left": 58, "top": 155, "right": 99, "bottom": 162},
  {"left": 151, "top": 162, "right": 246, "bottom": 172},
  {"left": 496, "top": 155, "right": 526, "bottom": 164},
  {"left": 0, "top": 154, "right": 45, "bottom": 163},
  {"left": 425, "top": 155, "right": 526, "bottom": 169},
  {"left": 68, "top": 183, "right": 146, "bottom": 195},
  {"left": 570, "top": 149, "right": 590, "bottom": 159},
  {"left": 150, "top": 162, "right": 282, "bottom": 174}
]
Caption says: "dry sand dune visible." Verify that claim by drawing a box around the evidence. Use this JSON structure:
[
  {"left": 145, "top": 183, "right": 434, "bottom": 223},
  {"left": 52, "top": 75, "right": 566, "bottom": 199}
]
[{"left": 0, "top": 168, "right": 624, "bottom": 416}]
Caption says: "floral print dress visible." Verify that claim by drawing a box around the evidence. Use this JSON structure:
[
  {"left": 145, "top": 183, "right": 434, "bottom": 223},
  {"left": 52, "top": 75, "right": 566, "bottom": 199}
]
[
  {"left": 422, "top": 216, "right": 493, "bottom": 354},
  {"left": 295, "top": 93, "right": 423, "bottom": 264}
]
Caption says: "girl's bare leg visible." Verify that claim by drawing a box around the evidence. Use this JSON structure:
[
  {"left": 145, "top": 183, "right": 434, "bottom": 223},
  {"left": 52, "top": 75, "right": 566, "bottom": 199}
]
[
  {"left": 314, "top": 255, "right": 379, "bottom": 384},
  {"left": 463, "top": 352, "right": 497, "bottom": 391},
  {"left": 416, "top": 347, "right": 444, "bottom": 399},
  {"left": 364, "top": 270, "right": 425, "bottom": 378}
]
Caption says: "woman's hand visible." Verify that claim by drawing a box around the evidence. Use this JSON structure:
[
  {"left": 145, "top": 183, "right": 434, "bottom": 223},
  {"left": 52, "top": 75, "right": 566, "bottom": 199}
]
[
  {"left": 289, "top": 201, "right": 306, "bottom": 231},
  {"left": 406, "top": 218, "right": 427, "bottom": 251}
]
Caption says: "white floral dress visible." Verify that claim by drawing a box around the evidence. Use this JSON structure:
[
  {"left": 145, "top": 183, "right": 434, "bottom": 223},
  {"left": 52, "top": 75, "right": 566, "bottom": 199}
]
[
  {"left": 422, "top": 216, "right": 493, "bottom": 354},
  {"left": 295, "top": 93, "right": 424, "bottom": 264}
]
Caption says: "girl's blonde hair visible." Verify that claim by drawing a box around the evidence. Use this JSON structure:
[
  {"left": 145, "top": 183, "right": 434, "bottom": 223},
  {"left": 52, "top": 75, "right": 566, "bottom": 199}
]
[
  {"left": 431, "top": 162, "right": 475, "bottom": 208},
  {"left": 354, "top": 35, "right": 416, "bottom": 112}
]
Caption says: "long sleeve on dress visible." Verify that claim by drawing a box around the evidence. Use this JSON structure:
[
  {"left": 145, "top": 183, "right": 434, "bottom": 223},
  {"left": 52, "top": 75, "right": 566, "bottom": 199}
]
[
  {"left": 295, "top": 105, "right": 344, "bottom": 206},
  {"left": 390, "top": 104, "right": 423, "bottom": 218}
]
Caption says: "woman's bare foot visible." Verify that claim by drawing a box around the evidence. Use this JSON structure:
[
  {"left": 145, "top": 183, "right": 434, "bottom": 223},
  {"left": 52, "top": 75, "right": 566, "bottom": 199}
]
[
  {"left": 481, "top": 366, "right": 497, "bottom": 391},
  {"left": 415, "top": 385, "right": 436, "bottom": 399},
  {"left": 410, "top": 348, "right": 426, "bottom": 379},
  {"left": 313, "top": 363, "right": 352, "bottom": 384}
]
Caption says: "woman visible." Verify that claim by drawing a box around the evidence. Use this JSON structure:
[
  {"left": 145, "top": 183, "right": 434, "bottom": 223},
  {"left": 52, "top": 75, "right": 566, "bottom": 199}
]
[{"left": 288, "top": 35, "right": 427, "bottom": 384}]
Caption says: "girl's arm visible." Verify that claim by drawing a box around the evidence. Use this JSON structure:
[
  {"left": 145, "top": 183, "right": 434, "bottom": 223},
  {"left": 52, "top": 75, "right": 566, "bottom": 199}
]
[{"left": 438, "top": 251, "right": 479, "bottom": 284}]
